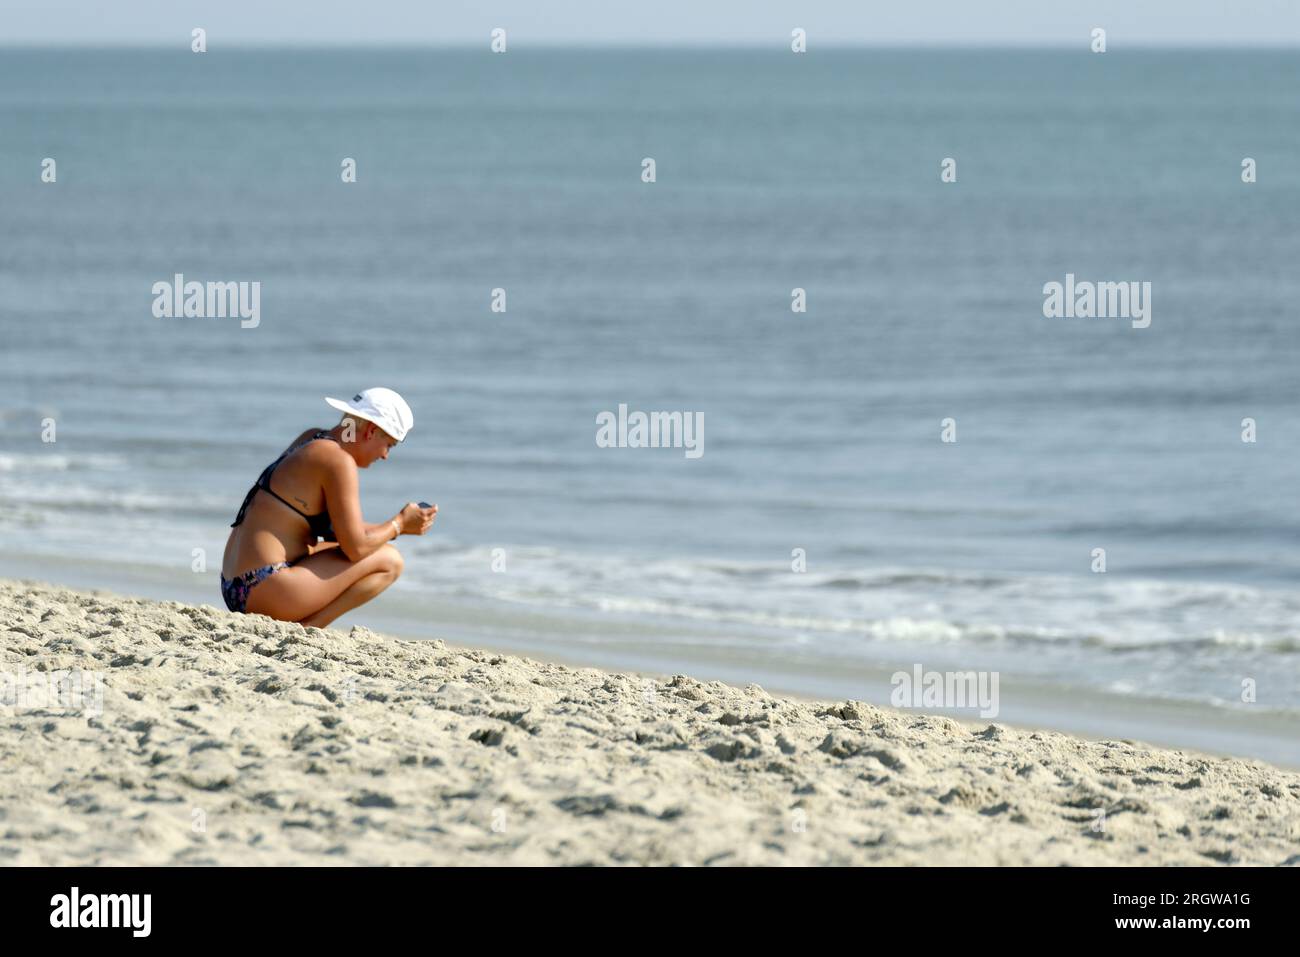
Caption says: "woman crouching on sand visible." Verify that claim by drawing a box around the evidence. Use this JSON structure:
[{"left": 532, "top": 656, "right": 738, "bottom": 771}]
[{"left": 220, "top": 388, "right": 437, "bottom": 627}]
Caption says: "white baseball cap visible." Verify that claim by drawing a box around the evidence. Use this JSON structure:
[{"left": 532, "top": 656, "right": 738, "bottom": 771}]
[{"left": 325, "top": 387, "right": 414, "bottom": 442}]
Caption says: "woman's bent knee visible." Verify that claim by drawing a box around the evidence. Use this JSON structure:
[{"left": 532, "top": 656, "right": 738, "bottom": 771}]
[{"left": 381, "top": 543, "right": 404, "bottom": 579}]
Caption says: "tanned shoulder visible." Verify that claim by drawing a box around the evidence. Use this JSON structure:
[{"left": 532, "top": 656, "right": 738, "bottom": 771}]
[{"left": 313, "top": 436, "right": 355, "bottom": 472}]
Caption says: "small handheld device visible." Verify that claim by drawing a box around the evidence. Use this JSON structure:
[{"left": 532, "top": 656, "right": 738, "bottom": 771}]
[{"left": 418, "top": 501, "right": 433, "bottom": 509}]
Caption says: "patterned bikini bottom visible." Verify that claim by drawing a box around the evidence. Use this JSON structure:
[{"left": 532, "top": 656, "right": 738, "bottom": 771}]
[{"left": 220, "top": 562, "right": 290, "bottom": 613}]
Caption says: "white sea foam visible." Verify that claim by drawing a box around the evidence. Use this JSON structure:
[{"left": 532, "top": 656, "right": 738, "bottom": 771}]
[{"left": 0, "top": 452, "right": 128, "bottom": 472}]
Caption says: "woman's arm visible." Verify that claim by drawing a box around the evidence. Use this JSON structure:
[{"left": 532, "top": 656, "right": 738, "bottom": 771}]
[{"left": 320, "top": 451, "right": 404, "bottom": 562}]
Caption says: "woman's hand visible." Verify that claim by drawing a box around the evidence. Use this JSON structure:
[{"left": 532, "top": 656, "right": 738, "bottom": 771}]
[{"left": 397, "top": 502, "right": 438, "bottom": 536}]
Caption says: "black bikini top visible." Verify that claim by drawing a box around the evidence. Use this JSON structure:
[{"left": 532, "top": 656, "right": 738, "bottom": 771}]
[{"left": 230, "top": 430, "right": 338, "bottom": 539}]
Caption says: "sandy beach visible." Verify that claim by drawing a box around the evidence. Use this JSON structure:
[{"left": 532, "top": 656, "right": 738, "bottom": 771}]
[{"left": 2, "top": 577, "right": 1297, "bottom": 866}]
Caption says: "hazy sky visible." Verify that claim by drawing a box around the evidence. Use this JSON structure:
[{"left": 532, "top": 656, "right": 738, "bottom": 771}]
[{"left": 4, "top": 0, "right": 1299, "bottom": 46}]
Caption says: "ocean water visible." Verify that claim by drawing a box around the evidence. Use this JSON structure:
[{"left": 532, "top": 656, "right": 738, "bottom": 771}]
[{"left": 1, "top": 48, "right": 1298, "bottom": 763}]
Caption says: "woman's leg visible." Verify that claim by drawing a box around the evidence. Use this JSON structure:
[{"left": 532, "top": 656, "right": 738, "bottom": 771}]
[
  {"left": 298, "top": 554, "right": 404, "bottom": 628},
  {"left": 244, "top": 544, "right": 404, "bottom": 626}
]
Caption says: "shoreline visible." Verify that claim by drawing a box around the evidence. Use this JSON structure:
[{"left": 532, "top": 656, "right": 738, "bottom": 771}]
[
  {"left": 1, "top": 553, "right": 1296, "bottom": 770},
  {"left": 2, "top": 577, "right": 1298, "bottom": 865}
]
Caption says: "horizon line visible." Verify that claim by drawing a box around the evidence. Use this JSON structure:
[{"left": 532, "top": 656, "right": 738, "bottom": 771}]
[{"left": 2, "top": 40, "right": 1300, "bottom": 51}]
